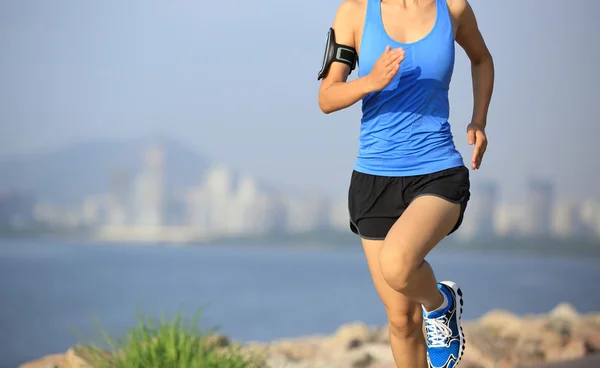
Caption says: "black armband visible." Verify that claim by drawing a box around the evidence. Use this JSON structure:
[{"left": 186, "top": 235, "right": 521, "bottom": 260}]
[{"left": 317, "top": 27, "right": 358, "bottom": 80}]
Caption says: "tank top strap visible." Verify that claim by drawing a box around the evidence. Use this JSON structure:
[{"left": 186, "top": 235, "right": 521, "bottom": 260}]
[
  {"left": 363, "top": 0, "right": 383, "bottom": 33},
  {"left": 434, "top": 0, "right": 454, "bottom": 37},
  {"left": 436, "top": 0, "right": 450, "bottom": 16}
]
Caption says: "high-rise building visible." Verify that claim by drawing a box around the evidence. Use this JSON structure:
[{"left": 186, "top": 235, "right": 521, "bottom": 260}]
[
  {"left": 278, "top": 194, "right": 329, "bottom": 233},
  {"left": 456, "top": 180, "right": 499, "bottom": 237},
  {"left": 107, "top": 166, "right": 133, "bottom": 226},
  {"left": 186, "top": 186, "right": 210, "bottom": 232},
  {"left": 133, "top": 146, "right": 165, "bottom": 227},
  {"left": 229, "top": 175, "right": 272, "bottom": 235},
  {"left": 579, "top": 199, "right": 600, "bottom": 237},
  {"left": 494, "top": 203, "right": 526, "bottom": 236},
  {"left": 329, "top": 198, "right": 350, "bottom": 231},
  {"left": 523, "top": 179, "right": 555, "bottom": 235},
  {"left": 202, "top": 164, "right": 235, "bottom": 235},
  {"left": 551, "top": 200, "right": 596, "bottom": 237}
]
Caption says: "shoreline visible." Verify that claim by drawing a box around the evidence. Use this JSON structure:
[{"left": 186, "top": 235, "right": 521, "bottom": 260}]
[
  {"left": 3, "top": 234, "right": 600, "bottom": 260},
  {"left": 19, "top": 303, "right": 600, "bottom": 368}
]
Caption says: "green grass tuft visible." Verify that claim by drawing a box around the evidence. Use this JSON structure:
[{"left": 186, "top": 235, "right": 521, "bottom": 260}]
[{"left": 83, "top": 310, "right": 264, "bottom": 368}]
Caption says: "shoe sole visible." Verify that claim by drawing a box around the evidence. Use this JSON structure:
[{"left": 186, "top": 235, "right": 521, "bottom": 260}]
[{"left": 439, "top": 280, "right": 466, "bottom": 366}]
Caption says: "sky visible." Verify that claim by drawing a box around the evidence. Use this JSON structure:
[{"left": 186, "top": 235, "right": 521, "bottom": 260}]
[{"left": 1, "top": 0, "right": 599, "bottom": 202}]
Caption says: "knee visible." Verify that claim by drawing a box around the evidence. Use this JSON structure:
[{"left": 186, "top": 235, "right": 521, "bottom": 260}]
[
  {"left": 387, "top": 310, "right": 423, "bottom": 339},
  {"left": 379, "top": 245, "right": 419, "bottom": 292}
]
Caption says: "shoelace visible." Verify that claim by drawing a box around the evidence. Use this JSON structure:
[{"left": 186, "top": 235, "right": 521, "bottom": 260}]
[{"left": 425, "top": 317, "right": 453, "bottom": 347}]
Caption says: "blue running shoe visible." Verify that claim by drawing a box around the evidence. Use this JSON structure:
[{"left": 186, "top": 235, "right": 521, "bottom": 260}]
[{"left": 423, "top": 281, "right": 466, "bottom": 368}]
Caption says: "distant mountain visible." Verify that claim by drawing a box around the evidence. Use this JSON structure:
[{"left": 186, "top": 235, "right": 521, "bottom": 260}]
[{"left": 0, "top": 138, "right": 209, "bottom": 205}]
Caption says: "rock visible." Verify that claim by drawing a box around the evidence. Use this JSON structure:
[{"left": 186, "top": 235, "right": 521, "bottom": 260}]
[
  {"left": 18, "top": 354, "right": 65, "bottom": 368},
  {"left": 241, "top": 342, "right": 271, "bottom": 364},
  {"left": 547, "top": 303, "right": 580, "bottom": 335},
  {"left": 360, "top": 344, "right": 394, "bottom": 364},
  {"left": 547, "top": 338, "right": 588, "bottom": 362},
  {"left": 550, "top": 303, "right": 580, "bottom": 322},
  {"left": 462, "top": 323, "right": 514, "bottom": 368},
  {"left": 572, "top": 316, "right": 600, "bottom": 352},
  {"left": 65, "top": 345, "right": 111, "bottom": 368},
  {"left": 504, "top": 319, "right": 570, "bottom": 366},
  {"left": 206, "top": 333, "right": 230, "bottom": 347},
  {"left": 327, "top": 347, "right": 374, "bottom": 368},
  {"left": 460, "top": 357, "right": 489, "bottom": 368},
  {"left": 535, "top": 353, "right": 600, "bottom": 368},
  {"left": 513, "top": 320, "right": 563, "bottom": 362},
  {"left": 477, "top": 309, "right": 524, "bottom": 340},
  {"left": 457, "top": 355, "right": 486, "bottom": 368},
  {"left": 373, "top": 325, "right": 390, "bottom": 344},
  {"left": 16, "top": 304, "right": 600, "bottom": 368},
  {"left": 265, "top": 352, "right": 292, "bottom": 368},
  {"left": 269, "top": 339, "right": 319, "bottom": 362},
  {"left": 322, "top": 322, "right": 375, "bottom": 351},
  {"left": 368, "top": 363, "right": 396, "bottom": 368}
]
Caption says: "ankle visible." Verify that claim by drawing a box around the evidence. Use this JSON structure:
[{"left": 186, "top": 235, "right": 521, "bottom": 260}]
[{"left": 423, "top": 290, "right": 446, "bottom": 314}]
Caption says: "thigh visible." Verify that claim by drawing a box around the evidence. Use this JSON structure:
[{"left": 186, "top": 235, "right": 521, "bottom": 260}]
[
  {"left": 383, "top": 195, "right": 461, "bottom": 267},
  {"left": 362, "top": 238, "right": 422, "bottom": 320},
  {"left": 408, "top": 165, "right": 471, "bottom": 235}
]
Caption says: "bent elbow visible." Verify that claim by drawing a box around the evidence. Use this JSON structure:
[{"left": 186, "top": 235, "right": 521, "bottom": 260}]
[
  {"left": 318, "top": 95, "right": 334, "bottom": 114},
  {"left": 473, "top": 50, "right": 493, "bottom": 67},
  {"left": 320, "top": 104, "right": 334, "bottom": 115}
]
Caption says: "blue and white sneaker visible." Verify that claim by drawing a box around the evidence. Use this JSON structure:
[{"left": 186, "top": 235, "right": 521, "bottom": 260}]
[{"left": 423, "top": 281, "right": 466, "bottom": 368}]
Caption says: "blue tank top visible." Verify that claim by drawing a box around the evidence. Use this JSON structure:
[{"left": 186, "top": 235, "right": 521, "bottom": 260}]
[{"left": 355, "top": 0, "right": 464, "bottom": 176}]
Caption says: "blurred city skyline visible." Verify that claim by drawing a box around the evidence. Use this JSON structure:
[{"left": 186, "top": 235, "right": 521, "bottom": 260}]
[
  {"left": 2, "top": 139, "right": 600, "bottom": 242},
  {"left": 1, "top": 1, "right": 599, "bottom": 208}
]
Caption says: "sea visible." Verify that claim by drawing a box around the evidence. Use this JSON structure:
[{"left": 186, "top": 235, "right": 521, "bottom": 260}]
[{"left": 0, "top": 238, "right": 599, "bottom": 368}]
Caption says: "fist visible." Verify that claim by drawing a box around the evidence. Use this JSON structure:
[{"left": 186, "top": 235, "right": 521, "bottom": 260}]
[{"left": 365, "top": 45, "right": 405, "bottom": 92}]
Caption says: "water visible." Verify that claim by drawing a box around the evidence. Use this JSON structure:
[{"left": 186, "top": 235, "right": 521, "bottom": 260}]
[{"left": 0, "top": 239, "right": 599, "bottom": 368}]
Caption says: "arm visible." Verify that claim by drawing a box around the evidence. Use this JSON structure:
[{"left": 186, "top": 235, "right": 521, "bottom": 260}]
[
  {"left": 454, "top": 0, "right": 494, "bottom": 128},
  {"left": 318, "top": 0, "right": 371, "bottom": 114},
  {"left": 450, "top": 0, "right": 494, "bottom": 169}
]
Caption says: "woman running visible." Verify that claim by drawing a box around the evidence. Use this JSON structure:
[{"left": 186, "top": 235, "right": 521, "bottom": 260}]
[{"left": 317, "top": 0, "right": 494, "bottom": 367}]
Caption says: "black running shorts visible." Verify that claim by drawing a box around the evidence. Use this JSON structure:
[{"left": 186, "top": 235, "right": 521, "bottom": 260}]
[{"left": 348, "top": 165, "right": 471, "bottom": 240}]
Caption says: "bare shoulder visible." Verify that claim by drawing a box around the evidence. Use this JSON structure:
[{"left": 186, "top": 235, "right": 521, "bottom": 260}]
[
  {"left": 447, "top": 0, "right": 491, "bottom": 63},
  {"left": 446, "top": 0, "right": 470, "bottom": 21},
  {"left": 331, "top": 0, "right": 367, "bottom": 46},
  {"left": 333, "top": 0, "right": 366, "bottom": 29},
  {"left": 335, "top": 0, "right": 366, "bottom": 17}
]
